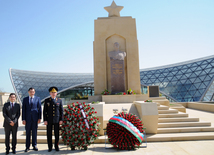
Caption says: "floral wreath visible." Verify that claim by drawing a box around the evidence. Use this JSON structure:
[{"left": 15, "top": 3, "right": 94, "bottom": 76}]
[
  {"left": 106, "top": 112, "right": 144, "bottom": 150},
  {"left": 60, "top": 102, "right": 100, "bottom": 150}
]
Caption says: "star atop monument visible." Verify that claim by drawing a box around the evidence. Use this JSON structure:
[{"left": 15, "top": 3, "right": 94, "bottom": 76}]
[{"left": 104, "top": 1, "right": 124, "bottom": 17}]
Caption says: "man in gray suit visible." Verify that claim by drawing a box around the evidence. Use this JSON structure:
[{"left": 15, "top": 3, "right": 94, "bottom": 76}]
[{"left": 3, "top": 93, "right": 20, "bottom": 154}]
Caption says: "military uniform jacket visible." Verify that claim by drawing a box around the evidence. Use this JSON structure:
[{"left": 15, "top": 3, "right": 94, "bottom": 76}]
[{"left": 43, "top": 97, "right": 63, "bottom": 124}]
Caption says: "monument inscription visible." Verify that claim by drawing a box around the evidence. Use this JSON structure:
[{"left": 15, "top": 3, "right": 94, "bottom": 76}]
[{"left": 108, "top": 42, "right": 126, "bottom": 94}]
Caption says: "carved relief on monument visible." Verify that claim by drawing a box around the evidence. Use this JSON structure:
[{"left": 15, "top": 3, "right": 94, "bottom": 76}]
[{"left": 106, "top": 35, "right": 127, "bottom": 94}]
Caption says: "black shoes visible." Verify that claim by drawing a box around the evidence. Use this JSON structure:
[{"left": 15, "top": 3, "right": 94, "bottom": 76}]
[
  {"left": 25, "top": 148, "right": 30, "bottom": 152},
  {"left": 55, "top": 147, "right": 59, "bottom": 151},
  {"left": 33, "top": 146, "right": 38, "bottom": 151},
  {"left": 12, "top": 150, "right": 16, "bottom": 154},
  {"left": 48, "top": 149, "right": 52, "bottom": 152},
  {"left": 6, "top": 150, "right": 9, "bottom": 154}
]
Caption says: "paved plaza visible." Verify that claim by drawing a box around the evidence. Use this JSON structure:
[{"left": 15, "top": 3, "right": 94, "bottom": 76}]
[{"left": 0, "top": 141, "right": 214, "bottom": 155}]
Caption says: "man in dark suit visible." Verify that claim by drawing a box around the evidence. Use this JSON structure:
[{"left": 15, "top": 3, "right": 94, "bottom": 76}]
[
  {"left": 22, "top": 87, "right": 41, "bottom": 152},
  {"left": 43, "top": 86, "right": 63, "bottom": 152},
  {"left": 3, "top": 93, "right": 20, "bottom": 154}
]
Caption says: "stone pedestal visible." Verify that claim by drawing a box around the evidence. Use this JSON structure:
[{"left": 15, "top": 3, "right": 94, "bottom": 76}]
[{"left": 134, "top": 101, "right": 158, "bottom": 134}]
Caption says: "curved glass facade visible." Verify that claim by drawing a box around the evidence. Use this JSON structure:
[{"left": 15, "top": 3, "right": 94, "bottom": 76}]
[
  {"left": 10, "top": 55, "right": 214, "bottom": 103},
  {"left": 9, "top": 69, "right": 93, "bottom": 103},
  {"left": 140, "top": 55, "right": 214, "bottom": 102}
]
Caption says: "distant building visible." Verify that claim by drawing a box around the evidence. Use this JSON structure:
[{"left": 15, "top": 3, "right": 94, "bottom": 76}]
[{"left": 9, "top": 55, "right": 214, "bottom": 104}]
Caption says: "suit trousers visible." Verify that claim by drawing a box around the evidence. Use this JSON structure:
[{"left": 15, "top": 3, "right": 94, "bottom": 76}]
[
  {"left": 4, "top": 125, "right": 18, "bottom": 151},
  {"left": 47, "top": 123, "right": 59, "bottom": 150},
  {"left": 25, "top": 120, "right": 38, "bottom": 148}
]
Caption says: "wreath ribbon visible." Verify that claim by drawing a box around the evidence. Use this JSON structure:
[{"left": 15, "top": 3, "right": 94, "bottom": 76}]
[
  {"left": 109, "top": 116, "right": 144, "bottom": 143},
  {"left": 78, "top": 103, "right": 90, "bottom": 129}
]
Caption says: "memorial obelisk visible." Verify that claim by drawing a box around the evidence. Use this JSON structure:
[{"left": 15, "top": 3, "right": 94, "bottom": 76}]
[{"left": 93, "top": 1, "right": 141, "bottom": 95}]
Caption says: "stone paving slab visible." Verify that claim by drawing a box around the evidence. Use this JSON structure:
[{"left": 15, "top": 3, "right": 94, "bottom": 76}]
[{"left": 0, "top": 141, "right": 214, "bottom": 155}]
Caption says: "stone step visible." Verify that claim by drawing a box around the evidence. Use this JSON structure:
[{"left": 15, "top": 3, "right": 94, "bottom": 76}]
[
  {"left": 158, "top": 113, "right": 189, "bottom": 118},
  {"left": 38, "top": 125, "right": 47, "bottom": 130},
  {"left": 2, "top": 130, "right": 214, "bottom": 144},
  {"left": 157, "top": 127, "right": 214, "bottom": 133},
  {"left": 23, "top": 130, "right": 56, "bottom": 136},
  {"left": 158, "top": 105, "right": 169, "bottom": 110},
  {"left": 158, "top": 109, "right": 178, "bottom": 114},
  {"left": 4, "top": 131, "right": 214, "bottom": 144},
  {"left": 158, "top": 122, "right": 211, "bottom": 128},
  {"left": 0, "top": 135, "right": 105, "bottom": 144},
  {"left": 146, "top": 132, "right": 214, "bottom": 142},
  {"left": 158, "top": 117, "right": 199, "bottom": 123}
]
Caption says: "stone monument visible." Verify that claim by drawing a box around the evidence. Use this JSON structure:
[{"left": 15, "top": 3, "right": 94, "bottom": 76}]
[
  {"left": 108, "top": 42, "right": 126, "bottom": 94},
  {"left": 93, "top": 1, "right": 141, "bottom": 95}
]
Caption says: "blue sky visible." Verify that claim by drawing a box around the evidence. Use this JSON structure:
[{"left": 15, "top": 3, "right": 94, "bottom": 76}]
[{"left": 0, "top": 0, "right": 214, "bottom": 92}]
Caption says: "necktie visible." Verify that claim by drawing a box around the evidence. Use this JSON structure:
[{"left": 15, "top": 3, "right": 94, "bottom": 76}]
[
  {"left": 12, "top": 103, "right": 14, "bottom": 111},
  {"left": 30, "top": 97, "right": 33, "bottom": 109}
]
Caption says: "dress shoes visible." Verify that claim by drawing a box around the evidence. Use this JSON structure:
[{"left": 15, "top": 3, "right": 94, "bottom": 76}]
[
  {"left": 33, "top": 146, "right": 38, "bottom": 151},
  {"left": 55, "top": 147, "right": 59, "bottom": 151},
  {"left": 6, "top": 150, "right": 9, "bottom": 154},
  {"left": 12, "top": 150, "right": 16, "bottom": 154},
  {"left": 25, "top": 148, "right": 30, "bottom": 152},
  {"left": 48, "top": 149, "right": 52, "bottom": 152}
]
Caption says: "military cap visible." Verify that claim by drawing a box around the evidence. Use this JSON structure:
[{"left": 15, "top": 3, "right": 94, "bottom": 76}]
[{"left": 49, "top": 86, "right": 58, "bottom": 93}]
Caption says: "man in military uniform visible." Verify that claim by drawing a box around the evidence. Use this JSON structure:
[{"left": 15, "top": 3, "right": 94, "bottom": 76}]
[{"left": 43, "top": 87, "right": 63, "bottom": 152}]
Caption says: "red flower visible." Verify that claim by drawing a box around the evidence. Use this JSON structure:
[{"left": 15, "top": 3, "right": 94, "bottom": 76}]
[
  {"left": 89, "top": 113, "right": 92, "bottom": 115},
  {"left": 88, "top": 137, "right": 90, "bottom": 140},
  {"left": 69, "top": 136, "right": 71, "bottom": 139},
  {"left": 95, "top": 135, "right": 97, "bottom": 137},
  {"left": 95, "top": 111, "right": 97, "bottom": 114},
  {"left": 123, "top": 92, "right": 126, "bottom": 95}
]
